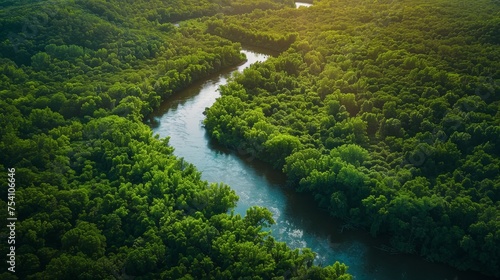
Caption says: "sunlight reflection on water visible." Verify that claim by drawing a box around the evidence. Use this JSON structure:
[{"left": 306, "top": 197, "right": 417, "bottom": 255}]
[{"left": 151, "top": 49, "right": 496, "bottom": 280}]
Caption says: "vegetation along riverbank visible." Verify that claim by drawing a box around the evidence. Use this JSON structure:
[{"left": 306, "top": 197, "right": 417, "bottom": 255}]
[
  {"left": 0, "top": 0, "right": 499, "bottom": 279},
  {"left": 204, "top": 0, "right": 500, "bottom": 278},
  {"left": 0, "top": 0, "right": 351, "bottom": 278}
]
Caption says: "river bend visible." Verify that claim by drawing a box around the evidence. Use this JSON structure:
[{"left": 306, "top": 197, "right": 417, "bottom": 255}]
[{"left": 151, "top": 49, "right": 494, "bottom": 280}]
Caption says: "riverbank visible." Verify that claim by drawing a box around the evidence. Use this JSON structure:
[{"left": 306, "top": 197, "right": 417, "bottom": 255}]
[{"left": 151, "top": 47, "right": 499, "bottom": 280}]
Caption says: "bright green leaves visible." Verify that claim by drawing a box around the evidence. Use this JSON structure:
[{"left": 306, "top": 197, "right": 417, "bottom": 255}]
[
  {"left": 83, "top": 115, "right": 152, "bottom": 145},
  {"left": 192, "top": 183, "right": 239, "bottom": 217},
  {"left": 284, "top": 148, "right": 322, "bottom": 185},
  {"left": 112, "top": 96, "right": 146, "bottom": 122},
  {"left": 330, "top": 144, "right": 369, "bottom": 167},
  {"left": 283, "top": 144, "right": 370, "bottom": 217},
  {"left": 0, "top": 0, "right": 355, "bottom": 279},
  {"left": 274, "top": 52, "right": 304, "bottom": 76},
  {"left": 264, "top": 134, "right": 301, "bottom": 168},
  {"left": 155, "top": 209, "right": 345, "bottom": 279},
  {"left": 204, "top": 95, "right": 248, "bottom": 144},
  {"left": 298, "top": 261, "right": 352, "bottom": 280},
  {"left": 236, "top": 68, "right": 265, "bottom": 89},
  {"left": 244, "top": 206, "right": 275, "bottom": 228},
  {"left": 207, "top": 20, "right": 297, "bottom": 52}
]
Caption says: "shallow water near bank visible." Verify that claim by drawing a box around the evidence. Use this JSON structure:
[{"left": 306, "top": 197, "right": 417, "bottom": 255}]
[{"left": 150, "top": 49, "right": 495, "bottom": 280}]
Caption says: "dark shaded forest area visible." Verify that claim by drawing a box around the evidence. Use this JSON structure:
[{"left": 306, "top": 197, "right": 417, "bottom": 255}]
[{"left": 0, "top": 0, "right": 352, "bottom": 279}]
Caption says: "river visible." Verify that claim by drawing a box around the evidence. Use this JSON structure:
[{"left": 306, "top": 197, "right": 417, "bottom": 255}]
[
  {"left": 150, "top": 49, "right": 496, "bottom": 280},
  {"left": 295, "top": 2, "right": 313, "bottom": 8}
]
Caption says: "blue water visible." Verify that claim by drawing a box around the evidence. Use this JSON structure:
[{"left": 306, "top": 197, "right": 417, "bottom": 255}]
[{"left": 151, "top": 49, "right": 495, "bottom": 280}]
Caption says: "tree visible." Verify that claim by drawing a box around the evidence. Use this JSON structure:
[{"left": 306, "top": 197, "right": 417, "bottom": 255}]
[
  {"left": 264, "top": 134, "right": 302, "bottom": 168},
  {"left": 61, "top": 222, "right": 106, "bottom": 258},
  {"left": 244, "top": 206, "right": 275, "bottom": 228},
  {"left": 29, "top": 108, "right": 66, "bottom": 132},
  {"left": 31, "top": 52, "right": 51, "bottom": 71},
  {"left": 331, "top": 144, "right": 369, "bottom": 167}
]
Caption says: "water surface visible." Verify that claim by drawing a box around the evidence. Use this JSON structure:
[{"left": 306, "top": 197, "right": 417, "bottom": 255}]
[
  {"left": 151, "top": 49, "right": 495, "bottom": 280},
  {"left": 295, "top": 2, "right": 313, "bottom": 8}
]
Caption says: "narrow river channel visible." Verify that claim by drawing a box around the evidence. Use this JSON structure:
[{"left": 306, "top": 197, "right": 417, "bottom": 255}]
[{"left": 150, "top": 49, "right": 495, "bottom": 280}]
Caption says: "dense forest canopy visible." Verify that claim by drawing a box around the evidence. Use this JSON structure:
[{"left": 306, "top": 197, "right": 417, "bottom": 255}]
[
  {"left": 0, "top": 0, "right": 353, "bottom": 279},
  {"left": 1, "top": 0, "right": 499, "bottom": 278},
  {"left": 203, "top": 0, "right": 500, "bottom": 278}
]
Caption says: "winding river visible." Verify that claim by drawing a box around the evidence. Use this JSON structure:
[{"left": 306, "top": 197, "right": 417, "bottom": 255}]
[{"left": 150, "top": 49, "right": 494, "bottom": 280}]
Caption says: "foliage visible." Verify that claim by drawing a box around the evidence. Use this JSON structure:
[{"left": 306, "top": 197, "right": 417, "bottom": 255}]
[
  {"left": 204, "top": 0, "right": 500, "bottom": 277},
  {"left": 0, "top": 0, "right": 351, "bottom": 279}
]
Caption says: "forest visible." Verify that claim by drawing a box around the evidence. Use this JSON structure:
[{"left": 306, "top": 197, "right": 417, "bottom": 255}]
[
  {"left": 203, "top": 0, "right": 500, "bottom": 278},
  {"left": 0, "top": 0, "right": 499, "bottom": 279},
  {"left": 0, "top": 0, "right": 352, "bottom": 279}
]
